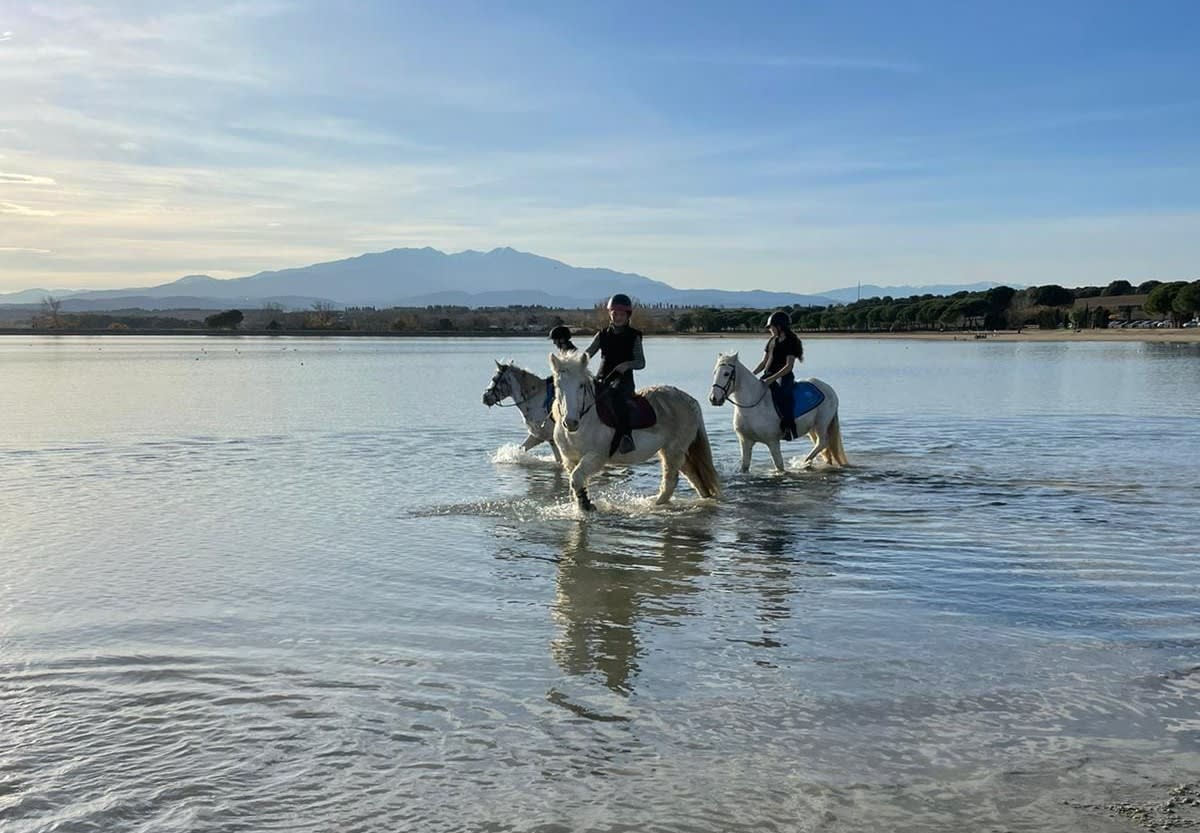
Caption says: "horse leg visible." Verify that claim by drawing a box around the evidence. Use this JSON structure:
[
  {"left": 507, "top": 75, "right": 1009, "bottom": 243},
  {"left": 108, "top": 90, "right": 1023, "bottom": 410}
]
[
  {"left": 570, "top": 453, "right": 605, "bottom": 511},
  {"left": 655, "top": 450, "right": 682, "bottom": 504},
  {"left": 803, "top": 424, "right": 830, "bottom": 467},
  {"left": 767, "top": 438, "right": 786, "bottom": 472},
  {"left": 738, "top": 434, "right": 754, "bottom": 472}
]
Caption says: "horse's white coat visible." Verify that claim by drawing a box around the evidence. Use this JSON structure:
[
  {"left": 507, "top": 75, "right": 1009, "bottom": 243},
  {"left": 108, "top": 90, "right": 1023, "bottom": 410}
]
[
  {"left": 482, "top": 361, "right": 560, "bottom": 462},
  {"left": 550, "top": 351, "right": 720, "bottom": 510},
  {"left": 709, "top": 351, "right": 848, "bottom": 472}
]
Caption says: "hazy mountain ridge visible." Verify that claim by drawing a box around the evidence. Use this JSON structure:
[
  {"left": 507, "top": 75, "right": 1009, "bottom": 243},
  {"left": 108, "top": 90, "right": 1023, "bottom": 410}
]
[{"left": 0, "top": 247, "right": 836, "bottom": 310}]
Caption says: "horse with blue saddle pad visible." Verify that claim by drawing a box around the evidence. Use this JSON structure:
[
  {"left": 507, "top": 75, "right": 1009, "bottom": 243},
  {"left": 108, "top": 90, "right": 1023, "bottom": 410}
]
[{"left": 709, "top": 352, "right": 848, "bottom": 472}]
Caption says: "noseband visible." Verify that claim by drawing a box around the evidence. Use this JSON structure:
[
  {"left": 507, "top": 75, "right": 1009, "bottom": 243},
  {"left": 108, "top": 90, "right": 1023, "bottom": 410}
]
[
  {"left": 486, "top": 368, "right": 537, "bottom": 409},
  {"left": 712, "top": 361, "right": 770, "bottom": 408}
]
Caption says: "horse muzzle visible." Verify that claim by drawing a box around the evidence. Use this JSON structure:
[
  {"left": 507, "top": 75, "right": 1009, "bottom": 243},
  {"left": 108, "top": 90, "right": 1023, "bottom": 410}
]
[{"left": 564, "top": 418, "right": 580, "bottom": 432}]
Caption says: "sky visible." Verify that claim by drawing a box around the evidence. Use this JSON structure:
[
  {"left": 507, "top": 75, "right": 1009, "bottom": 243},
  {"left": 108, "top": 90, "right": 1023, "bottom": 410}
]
[{"left": 2, "top": 0, "right": 1199, "bottom": 294}]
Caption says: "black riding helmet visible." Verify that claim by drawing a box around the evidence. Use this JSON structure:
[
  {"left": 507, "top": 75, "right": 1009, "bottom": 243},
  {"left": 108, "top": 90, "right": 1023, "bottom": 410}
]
[
  {"left": 549, "top": 325, "right": 572, "bottom": 342},
  {"left": 607, "top": 293, "right": 633, "bottom": 311},
  {"left": 766, "top": 310, "right": 790, "bottom": 329}
]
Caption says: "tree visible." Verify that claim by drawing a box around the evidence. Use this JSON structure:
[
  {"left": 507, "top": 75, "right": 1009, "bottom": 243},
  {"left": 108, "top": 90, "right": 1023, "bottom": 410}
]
[
  {"left": 40, "top": 295, "right": 64, "bottom": 328},
  {"left": 1171, "top": 280, "right": 1200, "bottom": 320},
  {"left": 204, "top": 309, "right": 244, "bottom": 329},
  {"left": 1136, "top": 279, "right": 1162, "bottom": 294},
  {"left": 1144, "top": 281, "right": 1187, "bottom": 325},
  {"left": 1032, "top": 284, "right": 1074, "bottom": 307},
  {"left": 1102, "top": 279, "right": 1133, "bottom": 296}
]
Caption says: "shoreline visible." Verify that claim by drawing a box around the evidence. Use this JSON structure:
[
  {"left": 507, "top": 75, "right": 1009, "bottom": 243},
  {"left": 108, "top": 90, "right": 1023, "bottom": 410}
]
[{"left": 2, "top": 327, "right": 1199, "bottom": 343}]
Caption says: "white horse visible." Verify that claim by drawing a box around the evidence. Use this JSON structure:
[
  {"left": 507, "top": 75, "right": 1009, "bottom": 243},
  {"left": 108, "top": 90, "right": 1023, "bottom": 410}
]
[
  {"left": 550, "top": 351, "right": 721, "bottom": 510},
  {"left": 709, "top": 351, "right": 848, "bottom": 472},
  {"left": 482, "top": 360, "right": 560, "bottom": 462}
]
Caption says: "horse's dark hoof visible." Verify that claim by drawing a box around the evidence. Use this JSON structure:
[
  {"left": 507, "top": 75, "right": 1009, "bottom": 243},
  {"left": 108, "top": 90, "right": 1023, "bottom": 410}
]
[{"left": 575, "top": 490, "right": 596, "bottom": 512}]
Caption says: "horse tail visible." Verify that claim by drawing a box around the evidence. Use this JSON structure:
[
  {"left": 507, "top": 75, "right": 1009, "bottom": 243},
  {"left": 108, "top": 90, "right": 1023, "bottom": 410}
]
[
  {"left": 824, "top": 413, "right": 849, "bottom": 467},
  {"left": 683, "top": 419, "right": 722, "bottom": 499}
]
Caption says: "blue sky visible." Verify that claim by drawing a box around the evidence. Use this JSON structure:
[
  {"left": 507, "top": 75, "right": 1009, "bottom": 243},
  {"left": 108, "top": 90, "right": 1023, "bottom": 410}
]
[{"left": 1, "top": 0, "right": 1198, "bottom": 293}]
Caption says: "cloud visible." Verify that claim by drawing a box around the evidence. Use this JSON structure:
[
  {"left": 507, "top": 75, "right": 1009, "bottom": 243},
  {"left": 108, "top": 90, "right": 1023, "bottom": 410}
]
[
  {"left": 0, "top": 31, "right": 13, "bottom": 42},
  {"left": 0, "top": 201, "right": 57, "bottom": 216},
  {"left": 0, "top": 246, "right": 52, "bottom": 254},
  {"left": 0, "top": 171, "right": 58, "bottom": 185}
]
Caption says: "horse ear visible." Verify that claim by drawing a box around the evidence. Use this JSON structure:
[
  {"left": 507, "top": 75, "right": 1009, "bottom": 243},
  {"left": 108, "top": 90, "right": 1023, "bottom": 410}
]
[
  {"left": 495, "top": 359, "right": 503, "bottom": 369},
  {"left": 579, "top": 351, "right": 588, "bottom": 368},
  {"left": 550, "top": 353, "right": 562, "bottom": 372},
  {"left": 731, "top": 352, "right": 738, "bottom": 361}
]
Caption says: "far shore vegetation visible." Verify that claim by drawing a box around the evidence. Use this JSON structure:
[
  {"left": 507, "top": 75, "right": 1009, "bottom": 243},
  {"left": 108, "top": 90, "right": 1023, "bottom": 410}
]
[{"left": 8, "top": 278, "right": 1200, "bottom": 336}]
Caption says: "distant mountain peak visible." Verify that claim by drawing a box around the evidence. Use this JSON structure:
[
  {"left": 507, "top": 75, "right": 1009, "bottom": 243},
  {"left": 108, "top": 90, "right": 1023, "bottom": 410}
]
[{"left": 4, "top": 246, "right": 837, "bottom": 310}]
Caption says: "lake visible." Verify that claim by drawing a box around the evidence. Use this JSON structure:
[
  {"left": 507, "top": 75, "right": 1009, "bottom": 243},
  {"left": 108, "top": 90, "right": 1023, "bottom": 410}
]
[{"left": 2, "top": 334, "right": 1199, "bottom": 832}]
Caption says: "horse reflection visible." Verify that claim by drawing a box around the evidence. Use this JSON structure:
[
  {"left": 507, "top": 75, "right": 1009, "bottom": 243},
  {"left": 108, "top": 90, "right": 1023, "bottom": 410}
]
[
  {"left": 725, "top": 473, "right": 847, "bottom": 649},
  {"left": 550, "top": 520, "right": 711, "bottom": 695}
]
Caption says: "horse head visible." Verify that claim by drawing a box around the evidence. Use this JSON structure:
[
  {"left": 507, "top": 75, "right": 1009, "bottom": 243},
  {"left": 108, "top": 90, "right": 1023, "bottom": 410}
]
[
  {"left": 482, "top": 360, "right": 511, "bottom": 407},
  {"left": 549, "top": 351, "right": 594, "bottom": 432},
  {"left": 710, "top": 352, "right": 740, "bottom": 406}
]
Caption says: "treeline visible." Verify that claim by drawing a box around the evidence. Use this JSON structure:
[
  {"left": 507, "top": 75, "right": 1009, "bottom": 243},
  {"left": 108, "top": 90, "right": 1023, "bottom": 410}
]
[
  {"left": 24, "top": 277, "right": 1200, "bottom": 334},
  {"left": 675, "top": 279, "right": 1200, "bottom": 333}
]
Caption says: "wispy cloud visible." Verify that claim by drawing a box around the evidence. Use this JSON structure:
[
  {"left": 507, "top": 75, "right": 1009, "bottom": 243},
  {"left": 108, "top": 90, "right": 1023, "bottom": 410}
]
[
  {"left": 0, "top": 246, "right": 52, "bottom": 254},
  {"left": 0, "top": 171, "right": 58, "bottom": 185},
  {"left": 0, "top": 201, "right": 58, "bottom": 216}
]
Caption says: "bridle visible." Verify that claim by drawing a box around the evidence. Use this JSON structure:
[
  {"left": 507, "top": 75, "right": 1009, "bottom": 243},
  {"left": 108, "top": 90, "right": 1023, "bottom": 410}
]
[
  {"left": 557, "top": 374, "right": 595, "bottom": 424},
  {"left": 712, "top": 360, "right": 770, "bottom": 408},
  {"left": 485, "top": 366, "right": 540, "bottom": 409}
]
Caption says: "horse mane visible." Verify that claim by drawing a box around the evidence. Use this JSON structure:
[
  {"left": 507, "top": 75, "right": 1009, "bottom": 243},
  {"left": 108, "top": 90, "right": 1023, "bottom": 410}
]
[{"left": 552, "top": 350, "right": 595, "bottom": 381}]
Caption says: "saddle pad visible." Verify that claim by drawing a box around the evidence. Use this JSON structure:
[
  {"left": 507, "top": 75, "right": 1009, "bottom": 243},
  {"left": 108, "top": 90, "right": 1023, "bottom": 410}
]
[
  {"left": 597, "top": 392, "right": 658, "bottom": 430},
  {"left": 791, "top": 382, "right": 825, "bottom": 419},
  {"left": 543, "top": 377, "right": 554, "bottom": 413}
]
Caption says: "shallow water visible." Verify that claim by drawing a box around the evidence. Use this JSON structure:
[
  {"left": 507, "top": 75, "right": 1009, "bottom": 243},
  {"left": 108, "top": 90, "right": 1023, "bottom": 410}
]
[{"left": 2, "top": 334, "right": 1199, "bottom": 832}]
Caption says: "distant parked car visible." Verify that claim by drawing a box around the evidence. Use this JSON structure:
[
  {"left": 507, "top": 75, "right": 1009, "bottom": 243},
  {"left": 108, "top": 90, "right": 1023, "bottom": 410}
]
[{"left": 1184, "top": 320, "right": 1200, "bottom": 328}]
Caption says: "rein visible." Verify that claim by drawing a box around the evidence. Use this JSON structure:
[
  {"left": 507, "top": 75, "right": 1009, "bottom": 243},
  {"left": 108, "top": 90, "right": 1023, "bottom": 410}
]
[
  {"left": 487, "top": 370, "right": 546, "bottom": 410},
  {"left": 713, "top": 362, "right": 770, "bottom": 408}
]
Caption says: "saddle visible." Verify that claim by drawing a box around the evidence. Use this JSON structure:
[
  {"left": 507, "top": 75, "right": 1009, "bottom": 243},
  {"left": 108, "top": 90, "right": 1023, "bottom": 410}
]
[
  {"left": 772, "top": 381, "right": 826, "bottom": 421},
  {"left": 596, "top": 389, "right": 657, "bottom": 430}
]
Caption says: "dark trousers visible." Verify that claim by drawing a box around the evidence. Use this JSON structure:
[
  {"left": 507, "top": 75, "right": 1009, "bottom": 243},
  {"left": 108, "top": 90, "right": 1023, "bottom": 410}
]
[
  {"left": 768, "top": 373, "right": 796, "bottom": 436},
  {"left": 601, "top": 373, "right": 635, "bottom": 449}
]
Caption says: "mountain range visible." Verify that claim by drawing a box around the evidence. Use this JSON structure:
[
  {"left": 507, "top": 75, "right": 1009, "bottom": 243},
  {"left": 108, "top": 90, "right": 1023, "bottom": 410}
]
[{"left": 0, "top": 247, "right": 1015, "bottom": 311}]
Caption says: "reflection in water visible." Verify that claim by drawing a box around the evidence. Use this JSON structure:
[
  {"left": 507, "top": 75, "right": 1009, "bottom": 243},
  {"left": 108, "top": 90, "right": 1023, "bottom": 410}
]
[{"left": 550, "top": 519, "right": 711, "bottom": 695}]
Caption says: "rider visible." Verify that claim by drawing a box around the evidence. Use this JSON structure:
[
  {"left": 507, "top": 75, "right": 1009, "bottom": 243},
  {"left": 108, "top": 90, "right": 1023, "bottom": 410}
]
[
  {"left": 584, "top": 293, "right": 645, "bottom": 454},
  {"left": 752, "top": 310, "right": 804, "bottom": 440},
  {"left": 549, "top": 324, "right": 577, "bottom": 354}
]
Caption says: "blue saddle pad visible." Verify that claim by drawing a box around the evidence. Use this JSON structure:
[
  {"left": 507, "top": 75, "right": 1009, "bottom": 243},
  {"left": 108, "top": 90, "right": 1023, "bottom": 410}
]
[
  {"left": 543, "top": 377, "right": 554, "bottom": 413},
  {"left": 791, "top": 382, "right": 825, "bottom": 419}
]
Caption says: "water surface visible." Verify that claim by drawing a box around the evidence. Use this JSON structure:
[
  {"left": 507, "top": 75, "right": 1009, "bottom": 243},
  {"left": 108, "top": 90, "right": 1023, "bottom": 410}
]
[{"left": 2, "top": 335, "right": 1199, "bottom": 832}]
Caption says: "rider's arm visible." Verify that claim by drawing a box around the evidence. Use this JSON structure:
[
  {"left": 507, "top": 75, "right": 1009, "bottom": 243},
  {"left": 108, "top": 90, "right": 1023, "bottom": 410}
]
[
  {"left": 628, "top": 336, "right": 646, "bottom": 371},
  {"left": 762, "top": 355, "right": 795, "bottom": 384},
  {"left": 751, "top": 351, "right": 768, "bottom": 374},
  {"left": 584, "top": 331, "right": 602, "bottom": 358}
]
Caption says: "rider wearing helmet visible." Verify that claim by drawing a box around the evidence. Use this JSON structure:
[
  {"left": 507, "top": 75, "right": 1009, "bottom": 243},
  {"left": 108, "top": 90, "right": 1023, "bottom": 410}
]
[
  {"left": 584, "top": 293, "right": 645, "bottom": 454},
  {"left": 549, "top": 324, "right": 577, "bottom": 353},
  {"left": 752, "top": 310, "right": 804, "bottom": 440}
]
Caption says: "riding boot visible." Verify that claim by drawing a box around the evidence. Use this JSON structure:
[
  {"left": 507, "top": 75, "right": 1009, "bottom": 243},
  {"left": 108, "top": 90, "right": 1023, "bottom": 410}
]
[{"left": 780, "top": 419, "right": 796, "bottom": 441}]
